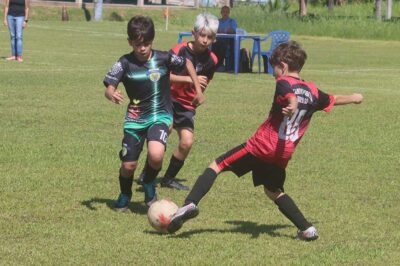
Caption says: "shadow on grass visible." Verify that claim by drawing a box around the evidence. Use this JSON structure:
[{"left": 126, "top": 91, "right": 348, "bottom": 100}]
[
  {"left": 80, "top": 198, "right": 148, "bottom": 215},
  {"left": 159, "top": 220, "right": 293, "bottom": 239}
]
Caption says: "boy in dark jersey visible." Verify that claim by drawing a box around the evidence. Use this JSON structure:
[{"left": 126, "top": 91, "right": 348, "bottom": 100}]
[
  {"left": 167, "top": 41, "right": 363, "bottom": 240},
  {"left": 138, "top": 13, "right": 219, "bottom": 190},
  {"left": 103, "top": 16, "right": 201, "bottom": 210}
]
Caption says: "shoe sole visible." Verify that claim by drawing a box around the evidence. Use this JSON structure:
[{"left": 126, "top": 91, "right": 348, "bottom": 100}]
[
  {"left": 167, "top": 207, "right": 199, "bottom": 234},
  {"left": 114, "top": 206, "right": 129, "bottom": 212},
  {"left": 160, "top": 182, "right": 189, "bottom": 191}
]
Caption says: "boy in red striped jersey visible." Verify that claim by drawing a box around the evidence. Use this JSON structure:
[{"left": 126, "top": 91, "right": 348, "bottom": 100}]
[{"left": 167, "top": 41, "right": 363, "bottom": 240}]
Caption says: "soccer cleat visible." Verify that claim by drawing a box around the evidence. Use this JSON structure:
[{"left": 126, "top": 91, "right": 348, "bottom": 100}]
[
  {"left": 297, "top": 226, "right": 319, "bottom": 241},
  {"left": 114, "top": 193, "right": 131, "bottom": 212},
  {"left": 167, "top": 203, "right": 199, "bottom": 234},
  {"left": 160, "top": 177, "right": 189, "bottom": 191},
  {"left": 143, "top": 180, "right": 157, "bottom": 207}
]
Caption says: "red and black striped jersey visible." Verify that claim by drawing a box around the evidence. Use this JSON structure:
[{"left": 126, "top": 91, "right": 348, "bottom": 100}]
[
  {"left": 169, "top": 42, "right": 218, "bottom": 110},
  {"left": 246, "top": 76, "right": 335, "bottom": 168}
]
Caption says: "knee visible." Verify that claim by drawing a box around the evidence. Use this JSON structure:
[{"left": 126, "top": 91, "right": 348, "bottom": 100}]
[
  {"left": 147, "top": 152, "right": 164, "bottom": 169},
  {"left": 179, "top": 137, "right": 194, "bottom": 152},
  {"left": 120, "top": 161, "right": 137, "bottom": 177},
  {"left": 264, "top": 187, "right": 284, "bottom": 201}
]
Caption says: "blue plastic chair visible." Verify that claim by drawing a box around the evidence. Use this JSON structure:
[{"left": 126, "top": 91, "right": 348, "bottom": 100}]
[{"left": 251, "top": 30, "right": 290, "bottom": 74}]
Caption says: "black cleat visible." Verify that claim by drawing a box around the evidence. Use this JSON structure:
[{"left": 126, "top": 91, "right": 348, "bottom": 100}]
[
  {"left": 160, "top": 178, "right": 189, "bottom": 191},
  {"left": 167, "top": 203, "right": 199, "bottom": 234}
]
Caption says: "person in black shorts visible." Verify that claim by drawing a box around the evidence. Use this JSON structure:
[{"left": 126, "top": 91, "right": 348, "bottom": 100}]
[
  {"left": 167, "top": 41, "right": 363, "bottom": 241},
  {"left": 103, "top": 16, "right": 202, "bottom": 211}
]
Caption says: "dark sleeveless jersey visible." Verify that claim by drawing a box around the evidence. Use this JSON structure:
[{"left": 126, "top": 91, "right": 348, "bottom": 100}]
[
  {"left": 246, "top": 76, "right": 335, "bottom": 168},
  {"left": 8, "top": 0, "right": 26, "bottom": 17},
  {"left": 103, "top": 50, "right": 186, "bottom": 130},
  {"left": 170, "top": 42, "right": 218, "bottom": 110}
]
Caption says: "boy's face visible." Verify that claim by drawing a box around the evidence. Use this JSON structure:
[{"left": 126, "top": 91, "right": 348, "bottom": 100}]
[
  {"left": 129, "top": 38, "right": 153, "bottom": 61},
  {"left": 192, "top": 29, "right": 215, "bottom": 53},
  {"left": 221, "top": 7, "right": 230, "bottom": 20}
]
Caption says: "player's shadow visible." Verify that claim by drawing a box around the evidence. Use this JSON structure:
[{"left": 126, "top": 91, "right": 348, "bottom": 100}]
[
  {"left": 163, "top": 220, "right": 293, "bottom": 239},
  {"left": 80, "top": 197, "right": 147, "bottom": 215}
]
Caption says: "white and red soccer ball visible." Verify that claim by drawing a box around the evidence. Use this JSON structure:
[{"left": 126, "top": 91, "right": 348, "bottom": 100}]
[{"left": 147, "top": 199, "right": 178, "bottom": 233}]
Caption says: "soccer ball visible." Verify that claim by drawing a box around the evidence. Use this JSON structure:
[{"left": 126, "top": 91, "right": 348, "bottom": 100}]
[{"left": 147, "top": 199, "right": 178, "bottom": 233}]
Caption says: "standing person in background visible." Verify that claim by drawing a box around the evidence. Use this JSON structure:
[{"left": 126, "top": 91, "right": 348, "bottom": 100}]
[
  {"left": 3, "top": 0, "right": 29, "bottom": 62},
  {"left": 212, "top": 5, "right": 237, "bottom": 71}
]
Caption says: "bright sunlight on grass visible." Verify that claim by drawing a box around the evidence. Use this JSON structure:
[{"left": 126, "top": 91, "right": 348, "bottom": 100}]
[{"left": 0, "top": 18, "right": 399, "bottom": 265}]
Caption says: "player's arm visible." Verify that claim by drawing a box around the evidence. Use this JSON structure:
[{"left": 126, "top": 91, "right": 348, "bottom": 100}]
[
  {"left": 282, "top": 95, "right": 298, "bottom": 117},
  {"left": 170, "top": 74, "right": 208, "bottom": 91},
  {"left": 105, "top": 85, "right": 124, "bottom": 105},
  {"left": 3, "top": 0, "right": 9, "bottom": 26},
  {"left": 333, "top": 93, "right": 363, "bottom": 105},
  {"left": 184, "top": 59, "right": 205, "bottom": 107}
]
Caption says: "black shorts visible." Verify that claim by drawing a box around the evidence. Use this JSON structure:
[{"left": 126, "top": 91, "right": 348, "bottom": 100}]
[
  {"left": 215, "top": 143, "right": 286, "bottom": 192},
  {"left": 172, "top": 100, "right": 196, "bottom": 130},
  {"left": 119, "top": 123, "right": 169, "bottom": 162}
]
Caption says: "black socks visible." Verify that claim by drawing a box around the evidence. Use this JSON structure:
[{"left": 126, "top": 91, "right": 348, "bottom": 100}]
[
  {"left": 275, "top": 194, "right": 312, "bottom": 231},
  {"left": 185, "top": 168, "right": 217, "bottom": 205},
  {"left": 119, "top": 175, "right": 133, "bottom": 196},
  {"left": 164, "top": 155, "right": 184, "bottom": 180}
]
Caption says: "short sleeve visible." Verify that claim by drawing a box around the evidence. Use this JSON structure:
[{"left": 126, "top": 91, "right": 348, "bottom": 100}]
[
  {"left": 167, "top": 52, "right": 186, "bottom": 72},
  {"left": 103, "top": 58, "right": 126, "bottom": 88},
  {"left": 316, "top": 89, "right": 335, "bottom": 112},
  {"left": 275, "top": 79, "right": 295, "bottom": 106}
]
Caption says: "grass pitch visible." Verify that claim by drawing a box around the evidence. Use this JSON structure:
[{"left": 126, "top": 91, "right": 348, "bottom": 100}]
[{"left": 0, "top": 21, "right": 399, "bottom": 265}]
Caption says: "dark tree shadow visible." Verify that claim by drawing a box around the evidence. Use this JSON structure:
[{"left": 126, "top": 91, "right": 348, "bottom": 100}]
[
  {"left": 80, "top": 197, "right": 147, "bottom": 214},
  {"left": 82, "top": 3, "right": 91, "bottom": 22},
  {"left": 159, "top": 220, "right": 293, "bottom": 239},
  {"left": 110, "top": 12, "right": 124, "bottom": 22}
]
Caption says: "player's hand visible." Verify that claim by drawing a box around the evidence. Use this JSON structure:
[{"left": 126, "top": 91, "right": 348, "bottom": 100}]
[
  {"left": 352, "top": 93, "right": 363, "bottom": 104},
  {"left": 3, "top": 19, "right": 7, "bottom": 26},
  {"left": 106, "top": 89, "right": 124, "bottom": 104},
  {"left": 282, "top": 105, "right": 297, "bottom": 117},
  {"left": 192, "top": 92, "right": 205, "bottom": 107},
  {"left": 198, "top": 76, "right": 208, "bottom": 91}
]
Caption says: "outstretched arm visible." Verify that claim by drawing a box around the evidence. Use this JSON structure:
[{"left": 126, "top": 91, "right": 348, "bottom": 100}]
[{"left": 334, "top": 93, "right": 363, "bottom": 105}]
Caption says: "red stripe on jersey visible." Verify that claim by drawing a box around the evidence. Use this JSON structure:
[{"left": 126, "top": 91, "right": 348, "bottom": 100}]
[
  {"left": 276, "top": 93, "right": 296, "bottom": 105},
  {"left": 210, "top": 51, "right": 218, "bottom": 66},
  {"left": 216, "top": 145, "right": 248, "bottom": 170},
  {"left": 324, "top": 95, "right": 335, "bottom": 112},
  {"left": 171, "top": 42, "right": 188, "bottom": 55}
]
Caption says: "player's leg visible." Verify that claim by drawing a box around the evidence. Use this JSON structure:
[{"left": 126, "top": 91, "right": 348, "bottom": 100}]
[
  {"left": 161, "top": 128, "right": 193, "bottom": 190},
  {"left": 259, "top": 165, "right": 318, "bottom": 241},
  {"left": 115, "top": 130, "right": 144, "bottom": 211},
  {"left": 142, "top": 123, "right": 169, "bottom": 206},
  {"left": 160, "top": 102, "right": 195, "bottom": 190},
  {"left": 168, "top": 143, "right": 251, "bottom": 233}
]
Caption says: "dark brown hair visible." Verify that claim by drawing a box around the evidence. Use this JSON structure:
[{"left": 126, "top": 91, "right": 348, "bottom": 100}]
[
  {"left": 127, "top": 16, "right": 155, "bottom": 42},
  {"left": 269, "top": 41, "right": 307, "bottom": 72}
]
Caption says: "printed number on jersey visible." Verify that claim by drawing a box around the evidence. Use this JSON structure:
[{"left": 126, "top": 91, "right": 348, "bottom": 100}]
[{"left": 278, "top": 109, "right": 307, "bottom": 142}]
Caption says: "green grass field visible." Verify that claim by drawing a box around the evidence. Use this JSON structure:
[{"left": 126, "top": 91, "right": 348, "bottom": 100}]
[{"left": 1, "top": 20, "right": 400, "bottom": 265}]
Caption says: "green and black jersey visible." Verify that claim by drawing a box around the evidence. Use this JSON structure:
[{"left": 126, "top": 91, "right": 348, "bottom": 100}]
[{"left": 104, "top": 50, "right": 186, "bottom": 130}]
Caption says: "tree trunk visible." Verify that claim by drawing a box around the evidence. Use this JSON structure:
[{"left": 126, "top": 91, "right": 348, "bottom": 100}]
[
  {"left": 328, "top": 0, "right": 334, "bottom": 12},
  {"left": 299, "top": 0, "right": 307, "bottom": 16},
  {"left": 386, "top": 0, "right": 392, "bottom": 19},
  {"left": 375, "top": 0, "right": 382, "bottom": 21}
]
